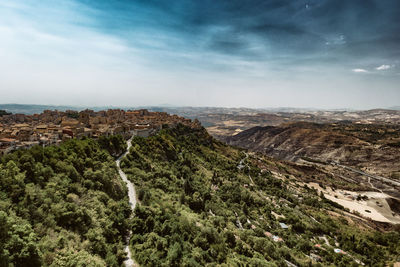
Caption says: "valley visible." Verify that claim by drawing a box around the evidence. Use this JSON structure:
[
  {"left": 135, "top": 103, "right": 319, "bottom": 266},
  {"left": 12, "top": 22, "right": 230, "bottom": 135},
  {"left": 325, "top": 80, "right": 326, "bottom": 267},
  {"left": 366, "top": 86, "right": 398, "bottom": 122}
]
[
  {"left": 215, "top": 119, "right": 400, "bottom": 231},
  {"left": 225, "top": 122, "right": 400, "bottom": 187}
]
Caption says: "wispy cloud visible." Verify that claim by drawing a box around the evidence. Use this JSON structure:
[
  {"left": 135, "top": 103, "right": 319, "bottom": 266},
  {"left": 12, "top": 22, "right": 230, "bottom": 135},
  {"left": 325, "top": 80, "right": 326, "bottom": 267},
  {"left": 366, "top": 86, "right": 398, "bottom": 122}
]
[
  {"left": 1, "top": 0, "right": 400, "bottom": 109},
  {"left": 376, "top": 64, "right": 391, "bottom": 70},
  {"left": 352, "top": 68, "right": 368, "bottom": 73}
]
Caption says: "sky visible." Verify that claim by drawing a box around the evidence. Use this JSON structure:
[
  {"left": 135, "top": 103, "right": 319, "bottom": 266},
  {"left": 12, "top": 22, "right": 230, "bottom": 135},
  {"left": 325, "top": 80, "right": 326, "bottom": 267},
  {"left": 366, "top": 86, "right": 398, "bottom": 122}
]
[{"left": 0, "top": 0, "right": 399, "bottom": 109}]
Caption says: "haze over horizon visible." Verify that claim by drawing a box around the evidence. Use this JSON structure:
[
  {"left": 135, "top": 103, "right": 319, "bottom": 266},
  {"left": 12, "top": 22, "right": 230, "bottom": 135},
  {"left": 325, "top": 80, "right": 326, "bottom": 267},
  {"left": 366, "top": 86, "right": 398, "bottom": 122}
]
[
  {"left": 1, "top": 0, "right": 399, "bottom": 109},
  {"left": 0, "top": 103, "right": 399, "bottom": 112}
]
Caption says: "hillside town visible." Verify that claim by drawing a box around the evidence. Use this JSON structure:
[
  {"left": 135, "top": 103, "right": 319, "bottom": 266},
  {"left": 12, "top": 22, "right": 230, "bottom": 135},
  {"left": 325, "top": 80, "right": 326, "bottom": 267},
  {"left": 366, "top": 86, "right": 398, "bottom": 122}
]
[{"left": 0, "top": 109, "right": 201, "bottom": 156}]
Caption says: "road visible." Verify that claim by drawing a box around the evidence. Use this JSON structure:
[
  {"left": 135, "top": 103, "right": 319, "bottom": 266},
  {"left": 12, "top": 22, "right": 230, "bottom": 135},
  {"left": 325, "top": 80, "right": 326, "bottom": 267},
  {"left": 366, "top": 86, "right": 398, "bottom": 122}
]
[
  {"left": 301, "top": 157, "right": 400, "bottom": 188},
  {"left": 332, "top": 162, "right": 400, "bottom": 187},
  {"left": 116, "top": 136, "right": 139, "bottom": 267}
]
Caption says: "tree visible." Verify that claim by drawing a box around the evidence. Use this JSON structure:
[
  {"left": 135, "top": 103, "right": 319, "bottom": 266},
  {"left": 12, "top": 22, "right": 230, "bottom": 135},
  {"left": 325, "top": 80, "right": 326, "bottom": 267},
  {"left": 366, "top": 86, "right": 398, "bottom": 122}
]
[
  {"left": 167, "top": 242, "right": 182, "bottom": 266},
  {"left": 0, "top": 212, "right": 41, "bottom": 267}
]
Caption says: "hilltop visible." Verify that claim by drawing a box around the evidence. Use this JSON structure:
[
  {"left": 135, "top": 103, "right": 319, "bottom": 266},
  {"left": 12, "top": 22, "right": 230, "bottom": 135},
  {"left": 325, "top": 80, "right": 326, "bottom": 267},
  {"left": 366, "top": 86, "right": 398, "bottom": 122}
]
[{"left": 0, "top": 108, "right": 200, "bottom": 156}]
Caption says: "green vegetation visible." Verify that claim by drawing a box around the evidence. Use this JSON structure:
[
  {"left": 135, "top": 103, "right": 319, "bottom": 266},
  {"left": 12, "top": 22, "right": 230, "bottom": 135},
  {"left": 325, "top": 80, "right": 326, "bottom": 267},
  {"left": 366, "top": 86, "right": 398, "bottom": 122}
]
[
  {"left": 66, "top": 111, "right": 79, "bottom": 119},
  {"left": 0, "top": 136, "right": 130, "bottom": 266},
  {"left": 122, "top": 124, "right": 400, "bottom": 266},
  {"left": 1, "top": 124, "right": 399, "bottom": 266},
  {"left": 98, "top": 135, "right": 127, "bottom": 157},
  {"left": 0, "top": 110, "right": 11, "bottom": 116}
]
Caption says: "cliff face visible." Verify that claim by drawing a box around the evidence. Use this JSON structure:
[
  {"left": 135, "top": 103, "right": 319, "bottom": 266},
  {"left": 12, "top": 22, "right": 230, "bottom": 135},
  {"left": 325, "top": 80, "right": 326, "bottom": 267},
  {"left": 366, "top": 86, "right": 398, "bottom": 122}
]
[{"left": 226, "top": 122, "right": 400, "bottom": 179}]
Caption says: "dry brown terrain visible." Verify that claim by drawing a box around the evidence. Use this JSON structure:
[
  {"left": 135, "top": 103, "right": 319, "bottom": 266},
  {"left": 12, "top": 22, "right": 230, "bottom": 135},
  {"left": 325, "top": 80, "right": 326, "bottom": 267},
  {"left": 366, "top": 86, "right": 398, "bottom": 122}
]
[
  {"left": 226, "top": 122, "right": 400, "bottom": 180},
  {"left": 196, "top": 108, "right": 400, "bottom": 139},
  {"left": 251, "top": 153, "right": 400, "bottom": 228}
]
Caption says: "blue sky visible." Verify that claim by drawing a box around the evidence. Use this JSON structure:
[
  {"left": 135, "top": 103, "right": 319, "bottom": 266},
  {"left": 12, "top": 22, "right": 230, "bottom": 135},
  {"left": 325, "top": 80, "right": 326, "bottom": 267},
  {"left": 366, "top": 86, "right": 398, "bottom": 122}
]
[{"left": 0, "top": 0, "right": 399, "bottom": 109}]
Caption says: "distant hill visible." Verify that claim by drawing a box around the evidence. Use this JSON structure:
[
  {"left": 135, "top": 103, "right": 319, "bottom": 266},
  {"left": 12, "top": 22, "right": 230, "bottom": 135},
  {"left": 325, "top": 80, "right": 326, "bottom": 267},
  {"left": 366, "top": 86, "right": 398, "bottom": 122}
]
[
  {"left": 0, "top": 104, "right": 139, "bottom": 114},
  {"left": 0, "top": 104, "right": 81, "bottom": 114},
  {"left": 226, "top": 121, "right": 400, "bottom": 180}
]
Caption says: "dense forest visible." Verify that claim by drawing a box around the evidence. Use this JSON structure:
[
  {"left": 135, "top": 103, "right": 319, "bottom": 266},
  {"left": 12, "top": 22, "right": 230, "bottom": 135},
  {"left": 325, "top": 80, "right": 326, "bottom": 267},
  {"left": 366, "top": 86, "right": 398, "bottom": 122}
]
[
  {"left": 121, "top": 124, "right": 400, "bottom": 266},
  {"left": 0, "top": 135, "right": 130, "bottom": 266}
]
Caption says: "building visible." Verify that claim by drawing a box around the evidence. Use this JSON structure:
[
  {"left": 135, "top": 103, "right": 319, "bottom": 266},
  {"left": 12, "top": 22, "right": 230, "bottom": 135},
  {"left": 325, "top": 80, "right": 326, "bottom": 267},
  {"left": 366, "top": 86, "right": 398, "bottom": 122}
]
[
  {"left": 0, "top": 108, "right": 201, "bottom": 156},
  {"left": 36, "top": 124, "right": 48, "bottom": 134},
  {"left": 0, "top": 138, "right": 17, "bottom": 156}
]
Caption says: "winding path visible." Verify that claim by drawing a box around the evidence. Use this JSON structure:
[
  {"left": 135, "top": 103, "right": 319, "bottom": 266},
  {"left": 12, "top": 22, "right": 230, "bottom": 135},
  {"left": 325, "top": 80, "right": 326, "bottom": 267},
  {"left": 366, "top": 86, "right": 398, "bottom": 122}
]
[{"left": 116, "top": 136, "right": 138, "bottom": 267}]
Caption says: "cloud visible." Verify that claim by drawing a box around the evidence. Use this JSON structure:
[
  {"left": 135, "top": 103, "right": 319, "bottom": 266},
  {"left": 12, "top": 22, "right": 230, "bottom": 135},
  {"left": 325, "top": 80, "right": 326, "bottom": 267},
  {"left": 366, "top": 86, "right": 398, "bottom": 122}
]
[
  {"left": 352, "top": 68, "right": 368, "bottom": 73},
  {"left": 1, "top": 0, "right": 400, "bottom": 109},
  {"left": 376, "top": 64, "right": 391, "bottom": 70},
  {"left": 325, "top": 34, "right": 346, "bottom": 46}
]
